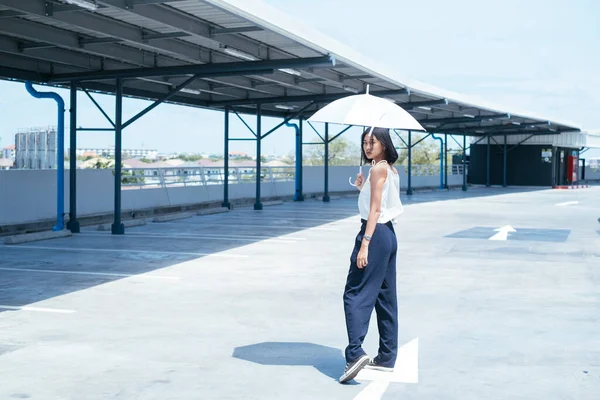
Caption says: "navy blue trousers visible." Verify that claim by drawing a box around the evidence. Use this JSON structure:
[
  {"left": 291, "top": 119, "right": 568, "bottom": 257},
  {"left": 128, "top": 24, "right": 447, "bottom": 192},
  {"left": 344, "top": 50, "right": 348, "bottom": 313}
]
[{"left": 343, "top": 219, "right": 398, "bottom": 368}]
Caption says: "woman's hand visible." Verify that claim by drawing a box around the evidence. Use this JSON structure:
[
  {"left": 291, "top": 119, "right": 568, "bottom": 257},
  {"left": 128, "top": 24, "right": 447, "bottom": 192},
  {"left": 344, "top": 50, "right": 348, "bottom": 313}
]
[
  {"left": 354, "top": 172, "right": 365, "bottom": 191},
  {"left": 357, "top": 244, "right": 368, "bottom": 269}
]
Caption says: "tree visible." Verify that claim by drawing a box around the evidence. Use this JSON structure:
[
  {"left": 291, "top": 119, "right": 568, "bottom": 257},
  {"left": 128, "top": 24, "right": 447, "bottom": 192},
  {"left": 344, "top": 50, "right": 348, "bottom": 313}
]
[
  {"left": 92, "top": 159, "right": 144, "bottom": 185},
  {"left": 178, "top": 154, "right": 203, "bottom": 162},
  {"left": 303, "top": 137, "right": 361, "bottom": 166},
  {"left": 393, "top": 133, "right": 442, "bottom": 166}
]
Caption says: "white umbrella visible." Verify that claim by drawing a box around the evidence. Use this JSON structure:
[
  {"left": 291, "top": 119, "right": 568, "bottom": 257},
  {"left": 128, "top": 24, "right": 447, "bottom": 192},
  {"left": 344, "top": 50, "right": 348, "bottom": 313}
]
[
  {"left": 308, "top": 86, "right": 426, "bottom": 132},
  {"left": 307, "top": 86, "right": 426, "bottom": 187}
]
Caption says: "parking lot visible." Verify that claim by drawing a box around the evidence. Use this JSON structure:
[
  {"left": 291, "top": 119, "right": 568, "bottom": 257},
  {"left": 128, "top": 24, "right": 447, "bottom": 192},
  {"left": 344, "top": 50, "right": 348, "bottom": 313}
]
[{"left": 0, "top": 186, "right": 599, "bottom": 399}]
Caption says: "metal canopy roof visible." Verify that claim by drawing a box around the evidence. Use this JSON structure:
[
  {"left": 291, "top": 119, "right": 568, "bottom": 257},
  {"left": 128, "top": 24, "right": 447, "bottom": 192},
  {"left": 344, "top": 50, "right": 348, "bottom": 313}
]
[{"left": 0, "top": 0, "right": 582, "bottom": 137}]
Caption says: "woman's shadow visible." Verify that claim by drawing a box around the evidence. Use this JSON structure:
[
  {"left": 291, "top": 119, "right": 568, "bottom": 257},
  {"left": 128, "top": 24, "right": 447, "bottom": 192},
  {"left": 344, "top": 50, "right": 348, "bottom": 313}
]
[{"left": 232, "top": 342, "right": 357, "bottom": 384}]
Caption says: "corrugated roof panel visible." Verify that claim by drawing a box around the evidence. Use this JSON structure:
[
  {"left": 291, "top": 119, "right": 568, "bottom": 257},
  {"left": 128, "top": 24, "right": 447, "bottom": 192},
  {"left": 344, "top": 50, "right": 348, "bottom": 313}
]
[
  {"left": 170, "top": 2, "right": 247, "bottom": 26},
  {"left": 242, "top": 30, "right": 301, "bottom": 49},
  {"left": 95, "top": 8, "right": 176, "bottom": 33},
  {"left": 176, "top": 35, "right": 225, "bottom": 51},
  {"left": 170, "top": 2, "right": 311, "bottom": 53},
  {"left": 20, "top": 15, "right": 109, "bottom": 38}
]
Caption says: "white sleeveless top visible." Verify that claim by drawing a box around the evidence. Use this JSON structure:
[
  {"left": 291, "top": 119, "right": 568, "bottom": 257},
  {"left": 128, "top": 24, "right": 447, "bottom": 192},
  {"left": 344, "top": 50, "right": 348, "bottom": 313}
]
[{"left": 358, "top": 162, "right": 404, "bottom": 224}]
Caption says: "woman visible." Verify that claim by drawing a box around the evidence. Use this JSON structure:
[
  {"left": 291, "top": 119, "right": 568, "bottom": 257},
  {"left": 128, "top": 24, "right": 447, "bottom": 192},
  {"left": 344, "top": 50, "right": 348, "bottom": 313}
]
[{"left": 339, "top": 127, "right": 404, "bottom": 384}]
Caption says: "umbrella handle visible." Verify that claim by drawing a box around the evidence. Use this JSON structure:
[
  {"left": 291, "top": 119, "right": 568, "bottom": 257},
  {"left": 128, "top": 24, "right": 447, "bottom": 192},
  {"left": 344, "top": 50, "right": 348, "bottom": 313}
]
[{"left": 349, "top": 165, "right": 363, "bottom": 187}]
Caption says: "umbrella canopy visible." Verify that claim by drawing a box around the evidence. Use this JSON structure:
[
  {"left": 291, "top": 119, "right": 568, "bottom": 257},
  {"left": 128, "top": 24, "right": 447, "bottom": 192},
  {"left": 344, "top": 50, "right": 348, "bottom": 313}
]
[{"left": 308, "top": 87, "right": 426, "bottom": 132}]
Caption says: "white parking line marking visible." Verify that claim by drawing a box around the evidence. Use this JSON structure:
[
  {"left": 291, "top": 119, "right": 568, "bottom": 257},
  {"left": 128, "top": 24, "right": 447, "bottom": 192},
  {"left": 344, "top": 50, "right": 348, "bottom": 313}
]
[
  {"left": 81, "top": 232, "right": 299, "bottom": 243},
  {"left": 1, "top": 245, "right": 248, "bottom": 258},
  {"left": 0, "top": 266, "right": 180, "bottom": 280},
  {"left": 149, "top": 222, "right": 339, "bottom": 231},
  {"left": 556, "top": 201, "right": 578, "bottom": 206},
  {"left": 200, "top": 215, "right": 350, "bottom": 223},
  {"left": 0, "top": 305, "right": 75, "bottom": 314},
  {"left": 354, "top": 338, "right": 419, "bottom": 399}
]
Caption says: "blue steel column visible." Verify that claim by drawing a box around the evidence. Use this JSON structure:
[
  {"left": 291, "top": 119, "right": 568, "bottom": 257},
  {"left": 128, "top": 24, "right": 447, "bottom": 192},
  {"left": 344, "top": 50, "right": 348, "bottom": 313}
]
[
  {"left": 462, "top": 135, "right": 467, "bottom": 191},
  {"left": 486, "top": 135, "right": 491, "bottom": 187},
  {"left": 431, "top": 134, "right": 443, "bottom": 190},
  {"left": 67, "top": 82, "right": 80, "bottom": 233},
  {"left": 444, "top": 133, "right": 448, "bottom": 189},
  {"left": 111, "top": 78, "right": 125, "bottom": 235},
  {"left": 503, "top": 134, "right": 508, "bottom": 187},
  {"left": 407, "top": 130, "right": 413, "bottom": 195},
  {"left": 222, "top": 107, "right": 230, "bottom": 209},
  {"left": 254, "top": 105, "right": 263, "bottom": 210},
  {"left": 293, "top": 119, "right": 304, "bottom": 201},
  {"left": 323, "top": 122, "right": 330, "bottom": 202},
  {"left": 24, "top": 82, "right": 65, "bottom": 231}
]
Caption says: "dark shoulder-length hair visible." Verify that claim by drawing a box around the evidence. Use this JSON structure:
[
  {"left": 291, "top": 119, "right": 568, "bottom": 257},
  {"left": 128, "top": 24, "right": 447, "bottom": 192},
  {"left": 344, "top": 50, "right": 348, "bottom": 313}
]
[{"left": 360, "top": 127, "right": 398, "bottom": 165}]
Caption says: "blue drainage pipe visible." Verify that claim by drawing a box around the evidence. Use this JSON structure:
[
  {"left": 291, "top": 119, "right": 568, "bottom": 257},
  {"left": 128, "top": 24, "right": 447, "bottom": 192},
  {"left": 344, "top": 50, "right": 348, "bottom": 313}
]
[
  {"left": 430, "top": 133, "right": 444, "bottom": 190},
  {"left": 285, "top": 120, "right": 304, "bottom": 201},
  {"left": 25, "top": 81, "right": 65, "bottom": 231}
]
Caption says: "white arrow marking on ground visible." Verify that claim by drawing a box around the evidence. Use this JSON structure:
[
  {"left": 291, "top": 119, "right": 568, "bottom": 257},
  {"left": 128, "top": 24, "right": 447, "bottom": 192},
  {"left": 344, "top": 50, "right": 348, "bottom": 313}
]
[
  {"left": 353, "top": 338, "right": 419, "bottom": 400},
  {"left": 489, "top": 225, "right": 516, "bottom": 241},
  {"left": 556, "top": 201, "right": 579, "bottom": 206}
]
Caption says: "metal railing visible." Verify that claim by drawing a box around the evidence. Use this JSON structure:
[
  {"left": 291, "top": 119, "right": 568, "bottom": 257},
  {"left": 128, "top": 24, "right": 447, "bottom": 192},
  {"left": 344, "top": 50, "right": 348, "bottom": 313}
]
[
  {"left": 118, "top": 164, "right": 465, "bottom": 189},
  {"left": 120, "top": 166, "right": 295, "bottom": 188},
  {"left": 411, "top": 164, "right": 465, "bottom": 176}
]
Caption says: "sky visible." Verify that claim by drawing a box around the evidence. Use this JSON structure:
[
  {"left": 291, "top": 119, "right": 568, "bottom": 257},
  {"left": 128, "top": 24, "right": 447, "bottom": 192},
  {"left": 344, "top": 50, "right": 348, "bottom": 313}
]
[{"left": 0, "top": 0, "right": 598, "bottom": 158}]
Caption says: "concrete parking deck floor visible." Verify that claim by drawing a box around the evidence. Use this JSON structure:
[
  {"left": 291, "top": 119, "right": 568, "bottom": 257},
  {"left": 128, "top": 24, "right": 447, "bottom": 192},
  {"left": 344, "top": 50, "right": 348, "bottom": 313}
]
[{"left": 0, "top": 186, "right": 599, "bottom": 399}]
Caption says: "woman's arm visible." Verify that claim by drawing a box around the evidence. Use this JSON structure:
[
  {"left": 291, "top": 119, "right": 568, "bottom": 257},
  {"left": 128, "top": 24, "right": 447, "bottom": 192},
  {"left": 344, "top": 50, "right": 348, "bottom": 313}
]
[{"left": 356, "top": 165, "right": 387, "bottom": 268}]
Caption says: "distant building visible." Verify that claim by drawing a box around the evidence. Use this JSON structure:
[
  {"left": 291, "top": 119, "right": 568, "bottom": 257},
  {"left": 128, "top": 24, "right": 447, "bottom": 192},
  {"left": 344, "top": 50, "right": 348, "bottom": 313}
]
[
  {"left": 229, "top": 151, "right": 249, "bottom": 159},
  {"left": 72, "top": 147, "right": 158, "bottom": 160},
  {"left": 0, "top": 158, "right": 13, "bottom": 169},
  {"left": 2, "top": 144, "right": 15, "bottom": 160},
  {"left": 15, "top": 127, "right": 58, "bottom": 169}
]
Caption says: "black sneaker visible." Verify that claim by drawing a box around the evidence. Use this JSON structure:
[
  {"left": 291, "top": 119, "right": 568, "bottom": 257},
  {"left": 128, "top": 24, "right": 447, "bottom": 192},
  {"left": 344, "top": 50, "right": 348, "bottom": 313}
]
[
  {"left": 338, "top": 355, "right": 370, "bottom": 383},
  {"left": 364, "top": 358, "right": 394, "bottom": 372}
]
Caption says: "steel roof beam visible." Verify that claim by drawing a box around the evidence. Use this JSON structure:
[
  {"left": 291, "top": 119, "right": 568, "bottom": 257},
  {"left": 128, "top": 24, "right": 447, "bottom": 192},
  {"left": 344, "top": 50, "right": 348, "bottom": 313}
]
[
  {"left": 0, "top": 51, "right": 84, "bottom": 77},
  {"left": 419, "top": 113, "right": 511, "bottom": 126},
  {"left": 48, "top": 55, "right": 333, "bottom": 82},
  {"left": 211, "top": 27, "right": 263, "bottom": 36},
  {"left": 401, "top": 99, "right": 448, "bottom": 110},
  {"left": 209, "top": 89, "right": 409, "bottom": 107},
  {"left": 79, "top": 80, "right": 213, "bottom": 106},
  {"left": 0, "top": 66, "right": 46, "bottom": 81},
  {"left": 0, "top": 10, "right": 22, "bottom": 18},
  {"left": 447, "top": 123, "right": 554, "bottom": 134},
  {"left": 142, "top": 31, "right": 192, "bottom": 41},
  {"left": 443, "top": 129, "right": 567, "bottom": 137},
  {"left": 340, "top": 74, "right": 372, "bottom": 81}
]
